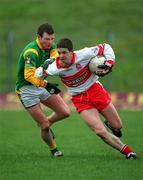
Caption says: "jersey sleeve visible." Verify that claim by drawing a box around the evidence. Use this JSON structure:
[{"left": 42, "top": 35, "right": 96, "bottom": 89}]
[
  {"left": 46, "top": 62, "right": 61, "bottom": 76},
  {"left": 90, "top": 43, "right": 115, "bottom": 66},
  {"left": 23, "top": 49, "right": 38, "bottom": 68},
  {"left": 23, "top": 49, "right": 46, "bottom": 87},
  {"left": 102, "top": 43, "right": 115, "bottom": 65},
  {"left": 75, "top": 48, "right": 98, "bottom": 62}
]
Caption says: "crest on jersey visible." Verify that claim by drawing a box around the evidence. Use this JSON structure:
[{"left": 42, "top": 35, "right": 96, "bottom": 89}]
[
  {"left": 76, "top": 63, "right": 82, "bottom": 70},
  {"left": 25, "top": 56, "right": 31, "bottom": 64}
]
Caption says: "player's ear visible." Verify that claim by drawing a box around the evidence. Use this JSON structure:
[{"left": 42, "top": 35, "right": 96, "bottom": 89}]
[{"left": 37, "top": 34, "right": 42, "bottom": 39}]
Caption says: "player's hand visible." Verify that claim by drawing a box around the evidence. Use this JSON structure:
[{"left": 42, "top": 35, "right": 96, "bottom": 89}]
[
  {"left": 96, "top": 62, "right": 113, "bottom": 77},
  {"left": 35, "top": 67, "right": 47, "bottom": 78},
  {"left": 41, "top": 58, "right": 55, "bottom": 69},
  {"left": 45, "top": 82, "right": 61, "bottom": 94}
]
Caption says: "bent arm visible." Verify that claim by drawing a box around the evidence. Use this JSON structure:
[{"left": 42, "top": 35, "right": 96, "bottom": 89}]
[
  {"left": 24, "top": 67, "right": 47, "bottom": 87},
  {"left": 96, "top": 43, "right": 115, "bottom": 66},
  {"left": 23, "top": 50, "right": 47, "bottom": 87},
  {"left": 35, "top": 61, "right": 60, "bottom": 78},
  {"left": 92, "top": 43, "right": 116, "bottom": 77}
]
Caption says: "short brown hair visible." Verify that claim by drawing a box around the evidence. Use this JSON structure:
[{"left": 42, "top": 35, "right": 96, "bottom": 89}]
[
  {"left": 57, "top": 38, "right": 73, "bottom": 51},
  {"left": 37, "top": 23, "right": 54, "bottom": 37}
]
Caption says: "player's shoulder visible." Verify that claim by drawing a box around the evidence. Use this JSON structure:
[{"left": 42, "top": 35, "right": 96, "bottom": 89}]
[
  {"left": 74, "top": 47, "right": 90, "bottom": 54},
  {"left": 22, "top": 41, "right": 39, "bottom": 58},
  {"left": 24, "top": 40, "right": 37, "bottom": 50},
  {"left": 74, "top": 47, "right": 92, "bottom": 60}
]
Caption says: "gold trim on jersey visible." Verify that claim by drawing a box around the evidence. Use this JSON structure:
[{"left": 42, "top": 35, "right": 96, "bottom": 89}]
[
  {"left": 23, "top": 48, "right": 39, "bottom": 58},
  {"left": 24, "top": 67, "right": 45, "bottom": 87},
  {"left": 50, "top": 49, "right": 59, "bottom": 59},
  {"left": 36, "top": 37, "right": 43, "bottom": 49}
]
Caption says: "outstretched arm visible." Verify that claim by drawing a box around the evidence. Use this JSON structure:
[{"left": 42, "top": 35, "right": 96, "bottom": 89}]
[{"left": 35, "top": 60, "right": 61, "bottom": 94}]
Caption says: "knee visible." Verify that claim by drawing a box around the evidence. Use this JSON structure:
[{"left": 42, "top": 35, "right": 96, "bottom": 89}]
[
  {"left": 114, "top": 121, "right": 123, "bottom": 129},
  {"left": 60, "top": 108, "right": 71, "bottom": 118},
  {"left": 118, "top": 124, "right": 122, "bottom": 129}
]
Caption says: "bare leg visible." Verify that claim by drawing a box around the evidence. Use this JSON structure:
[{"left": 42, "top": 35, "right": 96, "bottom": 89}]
[
  {"left": 100, "top": 102, "right": 122, "bottom": 129},
  {"left": 41, "top": 94, "right": 70, "bottom": 125},
  {"left": 27, "top": 103, "right": 50, "bottom": 130},
  {"left": 26, "top": 101, "right": 65, "bottom": 157},
  {"left": 41, "top": 128, "right": 56, "bottom": 148},
  {"left": 80, "top": 108, "right": 124, "bottom": 151}
]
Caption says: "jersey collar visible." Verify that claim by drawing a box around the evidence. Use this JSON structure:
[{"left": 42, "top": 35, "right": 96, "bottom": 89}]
[{"left": 36, "top": 37, "right": 44, "bottom": 50}]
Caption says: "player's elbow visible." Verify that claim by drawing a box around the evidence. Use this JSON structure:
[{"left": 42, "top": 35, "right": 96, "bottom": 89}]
[{"left": 104, "top": 43, "right": 115, "bottom": 60}]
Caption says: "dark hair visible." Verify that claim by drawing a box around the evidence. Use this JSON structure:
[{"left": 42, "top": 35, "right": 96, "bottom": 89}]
[
  {"left": 57, "top": 38, "right": 73, "bottom": 51},
  {"left": 37, "top": 23, "right": 54, "bottom": 37}
]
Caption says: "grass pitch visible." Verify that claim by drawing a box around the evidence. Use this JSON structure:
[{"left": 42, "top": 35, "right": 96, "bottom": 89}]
[{"left": 0, "top": 110, "right": 143, "bottom": 180}]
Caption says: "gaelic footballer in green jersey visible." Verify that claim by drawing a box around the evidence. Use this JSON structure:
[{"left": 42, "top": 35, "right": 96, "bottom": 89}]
[
  {"left": 16, "top": 36, "right": 58, "bottom": 92},
  {"left": 15, "top": 23, "right": 70, "bottom": 157}
]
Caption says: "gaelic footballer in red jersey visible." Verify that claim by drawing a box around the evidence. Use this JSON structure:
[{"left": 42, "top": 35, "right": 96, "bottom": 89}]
[{"left": 35, "top": 38, "right": 137, "bottom": 159}]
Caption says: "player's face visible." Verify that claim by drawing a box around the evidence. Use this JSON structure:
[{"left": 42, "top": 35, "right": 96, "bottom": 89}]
[
  {"left": 39, "top": 32, "right": 55, "bottom": 49},
  {"left": 58, "top": 48, "right": 72, "bottom": 66}
]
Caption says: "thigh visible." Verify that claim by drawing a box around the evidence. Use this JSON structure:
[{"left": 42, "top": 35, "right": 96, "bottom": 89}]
[
  {"left": 100, "top": 102, "right": 122, "bottom": 127},
  {"left": 26, "top": 103, "right": 48, "bottom": 124},
  {"left": 41, "top": 94, "right": 70, "bottom": 113},
  {"left": 80, "top": 108, "right": 106, "bottom": 132}
]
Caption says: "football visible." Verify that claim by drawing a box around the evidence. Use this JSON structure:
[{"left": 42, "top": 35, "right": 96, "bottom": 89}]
[{"left": 89, "top": 56, "right": 106, "bottom": 73}]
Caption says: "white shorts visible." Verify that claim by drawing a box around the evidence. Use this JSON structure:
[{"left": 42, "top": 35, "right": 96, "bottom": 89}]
[{"left": 18, "top": 85, "right": 51, "bottom": 108}]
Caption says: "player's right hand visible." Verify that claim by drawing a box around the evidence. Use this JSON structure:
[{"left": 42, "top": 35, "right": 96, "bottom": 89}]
[
  {"left": 96, "top": 62, "right": 113, "bottom": 77},
  {"left": 35, "top": 67, "right": 47, "bottom": 78}
]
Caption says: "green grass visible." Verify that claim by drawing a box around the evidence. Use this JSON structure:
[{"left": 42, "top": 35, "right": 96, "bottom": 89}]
[
  {"left": 0, "top": 110, "right": 143, "bottom": 180},
  {"left": 0, "top": 0, "right": 143, "bottom": 92}
]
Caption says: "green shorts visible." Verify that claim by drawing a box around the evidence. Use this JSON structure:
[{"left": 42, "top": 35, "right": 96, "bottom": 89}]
[{"left": 18, "top": 85, "right": 51, "bottom": 108}]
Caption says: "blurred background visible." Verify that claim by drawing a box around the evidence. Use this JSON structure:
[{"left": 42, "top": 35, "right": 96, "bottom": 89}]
[{"left": 0, "top": 0, "right": 143, "bottom": 109}]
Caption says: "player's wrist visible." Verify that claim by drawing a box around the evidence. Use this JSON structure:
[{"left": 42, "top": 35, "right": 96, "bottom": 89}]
[{"left": 105, "top": 60, "right": 114, "bottom": 67}]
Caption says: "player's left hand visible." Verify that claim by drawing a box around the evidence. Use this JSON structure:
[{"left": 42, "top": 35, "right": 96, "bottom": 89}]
[
  {"left": 41, "top": 58, "right": 55, "bottom": 69},
  {"left": 96, "top": 62, "right": 113, "bottom": 77}
]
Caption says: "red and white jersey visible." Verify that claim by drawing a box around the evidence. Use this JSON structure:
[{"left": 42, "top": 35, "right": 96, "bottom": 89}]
[{"left": 46, "top": 43, "right": 115, "bottom": 95}]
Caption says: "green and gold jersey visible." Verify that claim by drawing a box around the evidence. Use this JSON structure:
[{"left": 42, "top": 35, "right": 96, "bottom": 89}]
[{"left": 15, "top": 37, "right": 58, "bottom": 91}]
